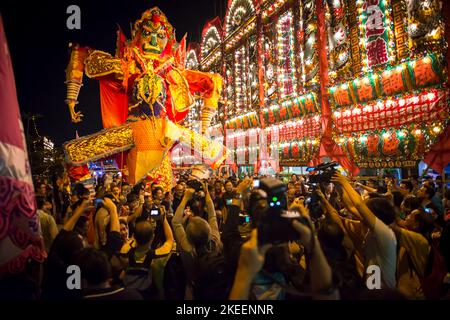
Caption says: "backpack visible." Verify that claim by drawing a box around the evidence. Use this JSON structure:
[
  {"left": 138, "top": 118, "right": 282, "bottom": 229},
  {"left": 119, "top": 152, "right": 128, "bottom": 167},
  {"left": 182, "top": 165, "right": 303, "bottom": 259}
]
[
  {"left": 163, "top": 251, "right": 187, "bottom": 300},
  {"left": 123, "top": 248, "right": 154, "bottom": 293},
  {"left": 192, "top": 251, "right": 232, "bottom": 300}
]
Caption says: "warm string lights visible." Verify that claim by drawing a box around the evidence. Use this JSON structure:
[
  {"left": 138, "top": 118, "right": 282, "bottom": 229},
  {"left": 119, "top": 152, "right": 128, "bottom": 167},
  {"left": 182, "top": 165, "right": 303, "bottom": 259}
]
[
  {"left": 225, "top": 0, "right": 256, "bottom": 37},
  {"left": 301, "top": 0, "right": 319, "bottom": 87},
  {"left": 234, "top": 46, "right": 249, "bottom": 113},
  {"left": 225, "top": 20, "right": 256, "bottom": 50},
  {"left": 277, "top": 11, "right": 297, "bottom": 98},
  {"left": 262, "top": 0, "right": 290, "bottom": 19},
  {"left": 186, "top": 50, "right": 199, "bottom": 70}
]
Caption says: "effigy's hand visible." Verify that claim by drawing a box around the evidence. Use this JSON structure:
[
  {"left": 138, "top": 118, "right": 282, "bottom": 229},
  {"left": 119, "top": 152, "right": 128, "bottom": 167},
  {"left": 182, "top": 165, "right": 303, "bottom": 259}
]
[{"left": 68, "top": 100, "right": 83, "bottom": 123}]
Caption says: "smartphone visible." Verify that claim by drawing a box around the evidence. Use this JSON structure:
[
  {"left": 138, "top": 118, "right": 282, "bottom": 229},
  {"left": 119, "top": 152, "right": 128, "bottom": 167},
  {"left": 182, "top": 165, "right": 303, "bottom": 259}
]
[
  {"left": 151, "top": 209, "right": 160, "bottom": 216},
  {"left": 93, "top": 198, "right": 104, "bottom": 207},
  {"left": 226, "top": 198, "right": 233, "bottom": 205},
  {"left": 239, "top": 214, "right": 251, "bottom": 224},
  {"left": 424, "top": 207, "right": 432, "bottom": 214},
  {"left": 253, "top": 179, "right": 260, "bottom": 188}
]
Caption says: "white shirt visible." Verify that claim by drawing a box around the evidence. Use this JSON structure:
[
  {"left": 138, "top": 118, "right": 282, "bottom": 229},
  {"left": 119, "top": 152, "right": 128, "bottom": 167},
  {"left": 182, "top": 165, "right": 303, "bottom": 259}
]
[{"left": 364, "top": 218, "right": 397, "bottom": 289}]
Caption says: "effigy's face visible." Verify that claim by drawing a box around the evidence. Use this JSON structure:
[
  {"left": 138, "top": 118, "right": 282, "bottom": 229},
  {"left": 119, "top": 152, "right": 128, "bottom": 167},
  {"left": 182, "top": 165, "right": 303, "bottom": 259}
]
[{"left": 138, "top": 20, "right": 168, "bottom": 55}]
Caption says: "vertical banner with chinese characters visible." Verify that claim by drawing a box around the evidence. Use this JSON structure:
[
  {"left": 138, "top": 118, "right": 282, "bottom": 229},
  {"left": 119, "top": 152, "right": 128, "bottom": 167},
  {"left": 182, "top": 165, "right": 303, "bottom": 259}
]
[{"left": 362, "top": 0, "right": 389, "bottom": 68}]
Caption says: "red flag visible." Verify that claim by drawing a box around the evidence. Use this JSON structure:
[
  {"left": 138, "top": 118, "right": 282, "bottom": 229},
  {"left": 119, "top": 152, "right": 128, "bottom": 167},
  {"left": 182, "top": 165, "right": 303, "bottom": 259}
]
[
  {"left": 0, "top": 15, "right": 46, "bottom": 276},
  {"left": 174, "top": 33, "right": 187, "bottom": 69},
  {"left": 423, "top": 125, "right": 450, "bottom": 173}
]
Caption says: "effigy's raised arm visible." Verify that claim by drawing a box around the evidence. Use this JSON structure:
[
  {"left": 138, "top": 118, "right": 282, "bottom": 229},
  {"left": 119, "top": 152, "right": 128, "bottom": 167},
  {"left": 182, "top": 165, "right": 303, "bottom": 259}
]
[
  {"left": 182, "top": 69, "right": 223, "bottom": 136},
  {"left": 65, "top": 43, "right": 89, "bottom": 123},
  {"left": 65, "top": 43, "right": 126, "bottom": 123}
]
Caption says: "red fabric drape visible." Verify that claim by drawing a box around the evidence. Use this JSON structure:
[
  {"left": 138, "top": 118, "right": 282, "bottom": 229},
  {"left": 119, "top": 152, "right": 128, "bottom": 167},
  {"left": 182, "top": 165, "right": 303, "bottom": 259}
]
[
  {"left": 423, "top": 125, "right": 450, "bottom": 173},
  {"left": 315, "top": 0, "right": 360, "bottom": 176},
  {"left": 99, "top": 79, "right": 129, "bottom": 128}
]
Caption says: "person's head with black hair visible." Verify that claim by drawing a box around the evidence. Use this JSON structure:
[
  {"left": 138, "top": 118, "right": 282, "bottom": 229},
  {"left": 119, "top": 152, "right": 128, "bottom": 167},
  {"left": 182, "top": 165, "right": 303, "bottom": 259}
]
[
  {"left": 214, "top": 180, "right": 222, "bottom": 194},
  {"left": 291, "top": 174, "right": 298, "bottom": 183},
  {"left": 405, "top": 208, "right": 435, "bottom": 239},
  {"left": 119, "top": 220, "right": 129, "bottom": 242},
  {"left": 36, "top": 196, "right": 46, "bottom": 210},
  {"left": 75, "top": 248, "right": 112, "bottom": 288},
  {"left": 48, "top": 230, "right": 84, "bottom": 266},
  {"left": 384, "top": 174, "right": 395, "bottom": 185},
  {"left": 318, "top": 218, "right": 345, "bottom": 253},
  {"left": 74, "top": 215, "right": 89, "bottom": 239},
  {"left": 224, "top": 180, "right": 234, "bottom": 194},
  {"left": 35, "top": 181, "right": 47, "bottom": 196},
  {"left": 134, "top": 220, "right": 155, "bottom": 247},
  {"left": 367, "top": 179, "right": 378, "bottom": 189},
  {"left": 365, "top": 197, "right": 396, "bottom": 225},
  {"left": 417, "top": 184, "right": 435, "bottom": 201},
  {"left": 399, "top": 181, "right": 414, "bottom": 194},
  {"left": 377, "top": 186, "right": 388, "bottom": 194},
  {"left": 152, "top": 186, "right": 164, "bottom": 204},
  {"left": 73, "top": 183, "right": 90, "bottom": 200},
  {"left": 132, "top": 182, "right": 144, "bottom": 195},
  {"left": 401, "top": 195, "right": 422, "bottom": 216}
]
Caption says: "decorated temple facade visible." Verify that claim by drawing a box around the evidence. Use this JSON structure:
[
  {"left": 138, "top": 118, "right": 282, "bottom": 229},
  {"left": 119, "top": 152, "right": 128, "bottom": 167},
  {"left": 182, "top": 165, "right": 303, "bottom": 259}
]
[{"left": 174, "top": 0, "right": 449, "bottom": 175}]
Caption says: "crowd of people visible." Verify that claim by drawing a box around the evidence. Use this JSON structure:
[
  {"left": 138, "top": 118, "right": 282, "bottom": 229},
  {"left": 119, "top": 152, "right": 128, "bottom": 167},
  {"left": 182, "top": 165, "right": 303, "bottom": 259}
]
[{"left": 3, "top": 168, "right": 450, "bottom": 300}]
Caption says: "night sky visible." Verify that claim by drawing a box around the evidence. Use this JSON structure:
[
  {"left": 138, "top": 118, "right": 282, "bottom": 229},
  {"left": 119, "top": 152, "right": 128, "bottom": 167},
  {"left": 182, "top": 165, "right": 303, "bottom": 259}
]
[{"left": 0, "top": 0, "right": 226, "bottom": 145}]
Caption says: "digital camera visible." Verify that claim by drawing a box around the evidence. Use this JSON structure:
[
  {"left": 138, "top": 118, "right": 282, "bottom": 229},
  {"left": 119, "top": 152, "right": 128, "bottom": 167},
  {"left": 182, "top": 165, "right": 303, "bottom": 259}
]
[
  {"left": 186, "top": 179, "right": 204, "bottom": 192},
  {"left": 306, "top": 162, "right": 339, "bottom": 220},
  {"left": 307, "top": 161, "right": 339, "bottom": 184},
  {"left": 251, "top": 177, "right": 310, "bottom": 245}
]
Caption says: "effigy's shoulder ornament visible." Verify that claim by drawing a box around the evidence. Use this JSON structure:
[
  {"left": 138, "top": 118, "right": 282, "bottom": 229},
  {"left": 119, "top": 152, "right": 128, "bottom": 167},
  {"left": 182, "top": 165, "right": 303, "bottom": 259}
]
[
  {"left": 64, "top": 124, "right": 134, "bottom": 166},
  {"left": 85, "top": 50, "right": 124, "bottom": 79},
  {"left": 167, "top": 67, "right": 194, "bottom": 113}
]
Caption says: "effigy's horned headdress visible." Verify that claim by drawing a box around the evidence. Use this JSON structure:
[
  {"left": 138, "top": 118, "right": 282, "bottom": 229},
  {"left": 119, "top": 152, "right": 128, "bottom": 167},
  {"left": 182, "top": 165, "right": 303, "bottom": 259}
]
[{"left": 132, "top": 7, "right": 175, "bottom": 42}]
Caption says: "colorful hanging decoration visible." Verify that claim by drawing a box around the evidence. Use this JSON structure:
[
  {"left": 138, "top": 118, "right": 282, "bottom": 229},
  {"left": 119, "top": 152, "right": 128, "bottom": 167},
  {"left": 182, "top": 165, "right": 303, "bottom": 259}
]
[
  {"left": 278, "top": 137, "right": 321, "bottom": 166},
  {"left": 333, "top": 89, "right": 449, "bottom": 133},
  {"left": 329, "top": 54, "right": 445, "bottom": 108},
  {"left": 337, "top": 121, "right": 448, "bottom": 168}
]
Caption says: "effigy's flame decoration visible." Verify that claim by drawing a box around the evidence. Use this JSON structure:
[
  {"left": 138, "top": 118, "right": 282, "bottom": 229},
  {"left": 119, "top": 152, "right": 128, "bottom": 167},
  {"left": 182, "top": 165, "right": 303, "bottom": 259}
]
[{"left": 63, "top": 7, "right": 228, "bottom": 189}]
